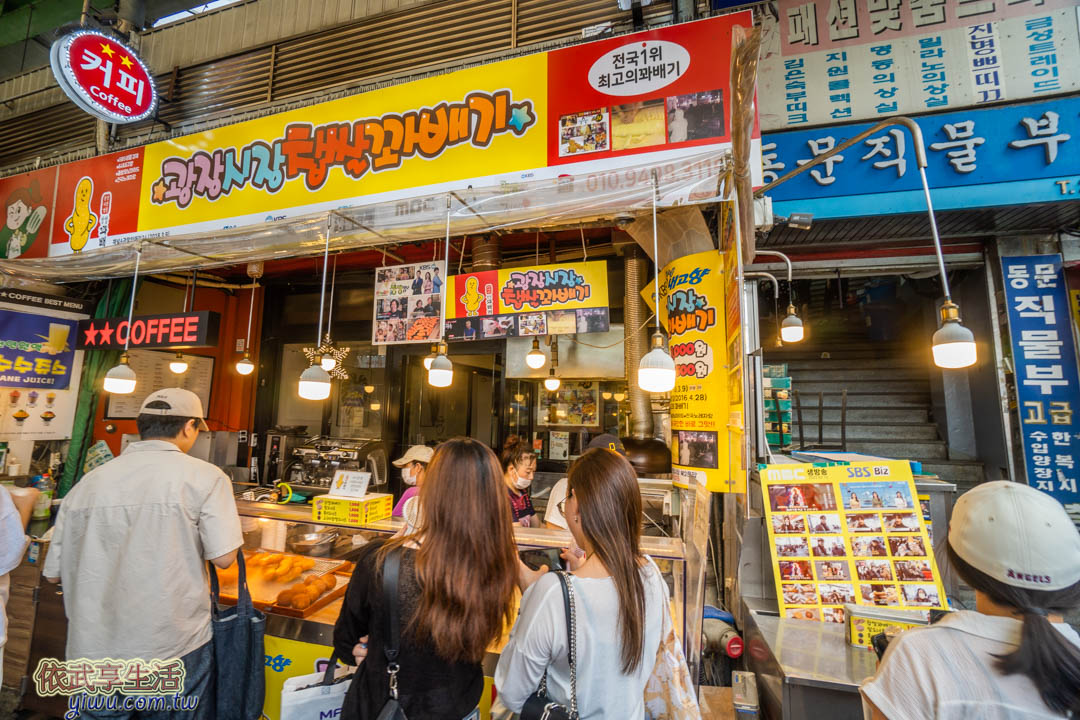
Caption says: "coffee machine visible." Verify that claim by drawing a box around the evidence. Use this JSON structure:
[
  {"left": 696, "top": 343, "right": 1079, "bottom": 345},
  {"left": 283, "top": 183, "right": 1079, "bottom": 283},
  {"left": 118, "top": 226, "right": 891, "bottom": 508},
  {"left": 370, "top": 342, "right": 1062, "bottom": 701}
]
[{"left": 281, "top": 437, "right": 389, "bottom": 494}]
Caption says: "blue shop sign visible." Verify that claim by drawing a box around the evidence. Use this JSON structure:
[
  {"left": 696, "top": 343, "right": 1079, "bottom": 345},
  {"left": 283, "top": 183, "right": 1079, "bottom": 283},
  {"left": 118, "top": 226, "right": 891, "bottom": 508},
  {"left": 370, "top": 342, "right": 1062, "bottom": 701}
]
[
  {"left": 1000, "top": 254, "right": 1080, "bottom": 509},
  {"left": 0, "top": 309, "right": 76, "bottom": 390},
  {"left": 762, "top": 95, "right": 1080, "bottom": 218}
]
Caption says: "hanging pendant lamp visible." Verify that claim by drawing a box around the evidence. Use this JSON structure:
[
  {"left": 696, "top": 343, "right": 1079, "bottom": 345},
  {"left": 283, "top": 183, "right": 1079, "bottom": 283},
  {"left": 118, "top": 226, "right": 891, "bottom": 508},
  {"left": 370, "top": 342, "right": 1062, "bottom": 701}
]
[
  {"left": 298, "top": 220, "right": 333, "bottom": 400},
  {"left": 236, "top": 263, "right": 262, "bottom": 375},
  {"left": 104, "top": 243, "right": 143, "bottom": 394},
  {"left": 428, "top": 196, "right": 453, "bottom": 387},
  {"left": 637, "top": 170, "right": 675, "bottom": 393}
]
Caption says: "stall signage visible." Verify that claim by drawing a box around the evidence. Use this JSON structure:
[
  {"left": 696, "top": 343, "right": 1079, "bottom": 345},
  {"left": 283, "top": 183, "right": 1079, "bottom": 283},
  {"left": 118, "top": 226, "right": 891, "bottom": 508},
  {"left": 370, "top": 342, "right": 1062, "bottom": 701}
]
[
  {"left": 443, "top": 260, "right": 609, "bottom": 342},
  {"left": 0, "top": 310, "right": 76, "bottom": 390},
  {"left": 649, "top": 249, "right": 732, "bottom": 493},
  {"left": 49, "top": 29, "right": 158, "bottom": 124},
  {"left": 3, "top": 12, "right": 757, "bottom": 257},
  {"left": 76, "top": 311, "right": 221, "bottom": 350},
  {"left": 762, "top": 94, "right": 1080, "bottom": 219},
  {"left": 0, "top": 289, "right": 92, "bottom": 314},
  {"left": 760, "top": 461, "right": 947, "bottom": 624},
  {"left": 372, "top": 261, "right": 446, "bottom": 345},
  {"left": 757, "top": 0, "right": 1079, "bottom": 131},
  {"left": 1000, "top": 254, "right": 1080, "bottom": 509}
]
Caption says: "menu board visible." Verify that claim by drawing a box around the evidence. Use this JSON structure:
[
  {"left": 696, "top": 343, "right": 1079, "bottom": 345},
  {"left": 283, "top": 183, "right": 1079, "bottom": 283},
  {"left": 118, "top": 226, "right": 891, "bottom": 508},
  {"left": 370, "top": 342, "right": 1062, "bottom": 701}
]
[
  {"left": 761, "top": 461, "right": 946, "bottom": 624},
  {"left": 372, "top": 261, "right": 446, "bottom": 345},
  {"left": 537, "top": 381, "right": 599, "bottom": 427},
  {"left": 105, "top": 349, "right": 213, "bottom": 419}
]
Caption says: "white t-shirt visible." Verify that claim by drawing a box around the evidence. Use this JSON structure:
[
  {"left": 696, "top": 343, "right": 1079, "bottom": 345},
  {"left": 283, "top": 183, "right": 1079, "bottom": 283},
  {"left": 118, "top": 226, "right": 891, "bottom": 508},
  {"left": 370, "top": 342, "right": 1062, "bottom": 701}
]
[
  {"left": 861, "top": 610, "right": 1080, "bottom": 720},
  {"left": 543, "top": 478, "right": 569, "bottom": 530},
  {"left": 1, "top": 485, "right": 30, "bottom": 659},
  {"left": 43, "top": 440, "right": 243, "bottom": 661},
  {"left": 494, "top": 560, "right": 668, "bottom": 719}
]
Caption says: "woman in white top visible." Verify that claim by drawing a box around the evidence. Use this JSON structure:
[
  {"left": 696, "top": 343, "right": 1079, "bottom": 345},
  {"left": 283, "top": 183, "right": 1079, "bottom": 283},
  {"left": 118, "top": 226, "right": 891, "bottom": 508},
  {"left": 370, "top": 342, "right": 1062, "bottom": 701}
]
[
  {"left": 861, "top": 481, "right": 1080, "bottom": 719},
  {"left": 495, "top": 447, "right": 668, "bottom": 719}
]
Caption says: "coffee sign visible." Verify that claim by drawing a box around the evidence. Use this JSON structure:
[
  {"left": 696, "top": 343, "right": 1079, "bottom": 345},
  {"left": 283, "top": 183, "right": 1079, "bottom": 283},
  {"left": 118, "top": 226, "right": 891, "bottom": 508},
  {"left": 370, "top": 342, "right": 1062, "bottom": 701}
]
[
  {"left": 50, "top": 29, "right": 157, "bottom": 124},
  {"left": 76, "top": 311, "right": 220, "bottom": 350}
]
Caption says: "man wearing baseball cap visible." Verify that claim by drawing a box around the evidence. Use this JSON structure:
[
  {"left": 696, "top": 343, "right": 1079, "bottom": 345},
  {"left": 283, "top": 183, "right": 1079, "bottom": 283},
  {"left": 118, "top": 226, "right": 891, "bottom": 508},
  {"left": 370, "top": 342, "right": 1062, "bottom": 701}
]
[
  {"left": 861, "top": 481, "right": 1080, "bottom": 719},
  {"left": 44, "top": 388, "right": 242, "bottom": 718}
]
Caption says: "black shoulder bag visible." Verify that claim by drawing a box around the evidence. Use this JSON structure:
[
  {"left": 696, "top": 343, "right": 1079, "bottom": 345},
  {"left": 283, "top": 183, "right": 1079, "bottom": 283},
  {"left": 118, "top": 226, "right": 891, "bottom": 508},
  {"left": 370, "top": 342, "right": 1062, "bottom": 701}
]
[
  {"left": 376, "top": 547, "right": 408, "bottom": 720},
  {"left": 520, "top": 571, "right": 578, "bottom": 720}
]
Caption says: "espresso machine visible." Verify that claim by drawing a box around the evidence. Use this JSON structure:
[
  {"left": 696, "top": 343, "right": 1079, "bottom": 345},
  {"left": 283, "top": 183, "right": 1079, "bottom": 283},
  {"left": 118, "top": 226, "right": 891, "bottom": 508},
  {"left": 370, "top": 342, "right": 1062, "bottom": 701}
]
[{"left": 281, "top": 437, "right": 389, "bottom": 494}]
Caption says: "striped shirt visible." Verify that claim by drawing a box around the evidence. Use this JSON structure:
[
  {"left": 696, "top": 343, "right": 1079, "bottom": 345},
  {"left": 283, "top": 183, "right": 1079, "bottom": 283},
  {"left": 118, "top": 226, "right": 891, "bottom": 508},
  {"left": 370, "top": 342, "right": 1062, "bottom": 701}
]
[{"left": 861, "top": 610, "right": 1080, "bottom": 719}]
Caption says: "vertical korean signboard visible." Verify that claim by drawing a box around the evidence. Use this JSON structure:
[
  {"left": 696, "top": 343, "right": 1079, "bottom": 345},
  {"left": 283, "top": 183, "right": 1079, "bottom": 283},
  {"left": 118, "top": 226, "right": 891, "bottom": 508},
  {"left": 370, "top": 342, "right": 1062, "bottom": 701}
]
[
  {"left": 659, "top": 249, "right": 730, "bottom": 492},
  {"left": 1001, "top": 254, "right": 1080, "bottom": 509}
]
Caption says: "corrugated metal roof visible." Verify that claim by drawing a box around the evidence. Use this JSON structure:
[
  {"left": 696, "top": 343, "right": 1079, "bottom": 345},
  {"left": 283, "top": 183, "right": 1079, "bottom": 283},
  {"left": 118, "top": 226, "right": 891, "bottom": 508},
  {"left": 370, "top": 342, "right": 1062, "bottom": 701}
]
[{"left": 760, "top": 201, "right": 1080, "bottom": 249}]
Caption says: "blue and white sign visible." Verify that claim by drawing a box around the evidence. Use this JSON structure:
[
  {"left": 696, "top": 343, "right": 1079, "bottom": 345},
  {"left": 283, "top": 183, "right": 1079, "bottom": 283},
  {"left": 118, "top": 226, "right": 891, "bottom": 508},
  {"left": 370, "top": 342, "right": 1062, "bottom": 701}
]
[
  {"left": 763, "top": 95, "right": 1080, "bottom": 219},
  {"left": 1001, "top": 254, "right": 1080, "bottom": 510}
]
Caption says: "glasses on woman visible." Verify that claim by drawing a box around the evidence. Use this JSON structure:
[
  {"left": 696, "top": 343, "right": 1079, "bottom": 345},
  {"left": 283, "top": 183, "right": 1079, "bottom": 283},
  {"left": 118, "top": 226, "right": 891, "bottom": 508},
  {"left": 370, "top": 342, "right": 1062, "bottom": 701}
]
[{"left": 556, "top": 489, "right": 573, "bottom": 516}]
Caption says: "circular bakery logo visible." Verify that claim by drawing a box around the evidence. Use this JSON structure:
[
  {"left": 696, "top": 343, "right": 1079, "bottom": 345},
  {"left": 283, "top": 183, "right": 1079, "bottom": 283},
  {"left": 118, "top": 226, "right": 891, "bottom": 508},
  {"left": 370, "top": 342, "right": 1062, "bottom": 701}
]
[
  {"left": 587, "top": 40, "right": 690, "bottom": 96},
  {"left": 49, "top": 30, "right": 157, "bottom": 124}
]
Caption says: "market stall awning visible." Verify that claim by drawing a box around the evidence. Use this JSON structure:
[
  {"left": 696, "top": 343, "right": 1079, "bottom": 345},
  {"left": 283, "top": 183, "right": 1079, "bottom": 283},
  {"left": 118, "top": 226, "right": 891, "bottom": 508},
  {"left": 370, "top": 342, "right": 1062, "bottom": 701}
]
[{"left": 0, "top": 149, "right": 731, "bottom": 283}]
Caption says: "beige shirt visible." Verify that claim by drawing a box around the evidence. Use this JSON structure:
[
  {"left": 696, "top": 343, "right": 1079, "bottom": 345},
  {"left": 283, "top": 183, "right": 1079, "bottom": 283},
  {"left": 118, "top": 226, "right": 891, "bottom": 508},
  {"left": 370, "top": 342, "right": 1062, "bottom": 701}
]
[{"left": 43, "top": 440, "right": 243, "bottom": 661}]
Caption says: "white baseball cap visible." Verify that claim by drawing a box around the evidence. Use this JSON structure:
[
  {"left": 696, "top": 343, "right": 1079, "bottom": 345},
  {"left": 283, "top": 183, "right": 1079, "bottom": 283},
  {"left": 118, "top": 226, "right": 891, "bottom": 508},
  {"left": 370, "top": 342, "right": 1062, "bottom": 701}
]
[
  {"left": 949, "top": 480, "right": 1080, "bottom": 591},
  {"left": 393, "top": 445, "right": 434, "bottom": 467},
  {"left": 139, "top": 388, "right": 210, "bottom": 431}
]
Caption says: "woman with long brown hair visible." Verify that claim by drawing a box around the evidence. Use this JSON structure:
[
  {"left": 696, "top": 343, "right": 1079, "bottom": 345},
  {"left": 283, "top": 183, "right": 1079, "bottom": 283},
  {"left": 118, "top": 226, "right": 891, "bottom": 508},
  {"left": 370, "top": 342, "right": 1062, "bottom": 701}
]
[
  {"left": 334, "top": 438, "right": 518, "bottom": 719},
  {"left": 494, "top": 447, "right": 669, "bottom": 718}
]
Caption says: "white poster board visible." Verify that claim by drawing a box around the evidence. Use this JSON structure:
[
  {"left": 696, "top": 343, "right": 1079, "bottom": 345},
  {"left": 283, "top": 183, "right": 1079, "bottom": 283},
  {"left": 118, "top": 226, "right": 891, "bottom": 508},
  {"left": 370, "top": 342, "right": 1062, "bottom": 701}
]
[
  {"left": 105, "top": 349, "right": 213, "bottom": 419},
  {"left": 372, "top": 261, "right": 446, "bottom": 345}
]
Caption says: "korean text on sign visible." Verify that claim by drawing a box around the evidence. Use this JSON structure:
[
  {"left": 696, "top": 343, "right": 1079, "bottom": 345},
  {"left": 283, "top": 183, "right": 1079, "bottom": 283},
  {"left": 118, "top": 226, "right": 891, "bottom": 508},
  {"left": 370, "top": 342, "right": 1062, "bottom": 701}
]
[{"left": 1001, "top": 254, "right": 1080, "bottom": 507}]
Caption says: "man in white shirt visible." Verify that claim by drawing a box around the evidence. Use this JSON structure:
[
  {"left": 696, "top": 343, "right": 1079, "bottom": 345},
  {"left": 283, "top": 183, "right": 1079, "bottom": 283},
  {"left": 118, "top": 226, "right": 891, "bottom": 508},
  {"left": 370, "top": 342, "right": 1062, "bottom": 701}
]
[
  {"left": 1, "top": 483, "right": 38, "bottom": 688},
  {"left": 44, "top": 388, "right": 243, "bottom": 719}
]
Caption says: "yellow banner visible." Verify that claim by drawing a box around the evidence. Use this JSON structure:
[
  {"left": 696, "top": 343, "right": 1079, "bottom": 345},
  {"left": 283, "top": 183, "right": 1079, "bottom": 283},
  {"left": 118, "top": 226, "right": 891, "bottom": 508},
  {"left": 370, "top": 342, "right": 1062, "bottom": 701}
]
[
  {"left": 760, "top": 461, "right": 947, "bottom": 624},
  {"left": 139, "top": 54, "right": 547, "bottom": 232}
]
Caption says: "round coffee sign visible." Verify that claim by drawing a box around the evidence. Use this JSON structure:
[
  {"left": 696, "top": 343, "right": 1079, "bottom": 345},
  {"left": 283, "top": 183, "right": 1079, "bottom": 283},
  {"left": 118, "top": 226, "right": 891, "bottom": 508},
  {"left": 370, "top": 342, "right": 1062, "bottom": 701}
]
[{"left": 50, "top": 29, "right": 157, "bottom": 124}]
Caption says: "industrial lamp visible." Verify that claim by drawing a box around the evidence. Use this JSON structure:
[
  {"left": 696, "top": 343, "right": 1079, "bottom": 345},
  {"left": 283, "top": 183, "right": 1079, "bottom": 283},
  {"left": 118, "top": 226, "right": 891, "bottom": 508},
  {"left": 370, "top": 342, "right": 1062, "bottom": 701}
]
[
  {"left": 104, "top": 243, "right": 143, "bottom": 394},
  {"left": 423, "top": 344, "right": 437, "bottom": 370},
  {"left": 637, "top": 170, "right": 675, "bottom": 393},
  {"left": 428, "top": 196, "right": 454, "bottom": 387},
  {"left": 756, "top": 250, "right": 805, "bottom": 344},
  {"left": 428, "top": 343, "right": 453, "bottom": 387},
  {"left": 525, "top": 337, "right": 546, "bottom": 369},
  {"left": 298, "top": 220, "right": 333, "bottom": 400},
  {"left": 169, "top": 353, "right": 189, "bottom": 374},
  {"left": 932, "top": 301, "right": 976, "bottom": 368},
  {"left": 544, "top": 367, "right": 561, "bottom": 392},
  {"left": 780, "top": 307, "right": 804, "bottom": 343},
  {"left": 237, "top": 262, "right": 262, "bottom": 376}
]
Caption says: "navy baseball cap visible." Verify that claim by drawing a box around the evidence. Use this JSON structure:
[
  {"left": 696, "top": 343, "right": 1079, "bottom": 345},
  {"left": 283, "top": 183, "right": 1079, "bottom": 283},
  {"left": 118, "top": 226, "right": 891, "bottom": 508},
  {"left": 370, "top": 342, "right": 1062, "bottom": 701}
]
[{"left": 587, "top": 433, "right": 625, "bottom": 456}]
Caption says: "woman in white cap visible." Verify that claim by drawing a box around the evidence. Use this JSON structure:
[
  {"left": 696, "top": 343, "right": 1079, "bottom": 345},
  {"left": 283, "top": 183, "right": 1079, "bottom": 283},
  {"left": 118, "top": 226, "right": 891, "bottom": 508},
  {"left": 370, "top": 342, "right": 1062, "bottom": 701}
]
[
  {"left": 391, "top": 445, "right": 433, "bottom": 519},
  {"left": 861, "top": 481, "right": 1080, "bottom": 719}
]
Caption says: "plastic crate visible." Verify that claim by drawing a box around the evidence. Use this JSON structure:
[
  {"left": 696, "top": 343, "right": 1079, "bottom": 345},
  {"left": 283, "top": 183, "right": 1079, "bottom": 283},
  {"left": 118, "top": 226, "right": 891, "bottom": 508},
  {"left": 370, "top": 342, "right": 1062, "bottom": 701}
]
[{"left": 762, "top": 363, "right": 789, "bottom": 378}]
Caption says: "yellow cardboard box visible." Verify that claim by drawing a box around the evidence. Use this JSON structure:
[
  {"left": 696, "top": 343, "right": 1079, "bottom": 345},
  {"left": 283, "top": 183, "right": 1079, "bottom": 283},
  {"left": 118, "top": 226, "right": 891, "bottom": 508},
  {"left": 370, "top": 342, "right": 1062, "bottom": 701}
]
[{"left": 312, "top": 493, "right": 393, "bottom": 526}]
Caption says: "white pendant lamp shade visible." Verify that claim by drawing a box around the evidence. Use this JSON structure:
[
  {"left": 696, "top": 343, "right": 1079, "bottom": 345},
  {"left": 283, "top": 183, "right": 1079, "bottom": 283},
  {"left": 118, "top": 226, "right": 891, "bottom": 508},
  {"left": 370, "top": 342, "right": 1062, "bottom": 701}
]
[
  {"left": 423, "top": 344, "right": 438, "bottom": 370},
  {"left": 544, "top": 368, "right": 561, "bottom": 392},
  {"left": 613, "top": 392, "right": 626, "bottom": 402},
  {"left": 320, "top": 354, "right": 337, "bottom": 372},
  {"left": 298, "top": 364, "right": 332, "bottom": 400},
  {"left": 428, "top": 352, "right": 453, "bottom": 387},
  {"left": 169, "top": 352, "right": 189, "bottom": 374},
  {"left": 525, "top": 338, "right": 547, "bottom": 369},
  {"left": 932, "top": 320, "right": 976, "bottom": 369},
  {"left": 638, "top": 333, "right": 676, "bottom": 393},
  {"left": 235, "top": 354, "right": 255, "bottom": 375},
  {"left": 370, "top": 402, "right": 382, "bottom": 411},
  {"left": 363, "top": 385, "right": 376, "bottom": 393},
  {"left": 780, "top": 308, "right": 805, "bottom": 343},
  {"left": 104, "top": 354, "right": 137, "bottom": 394}
]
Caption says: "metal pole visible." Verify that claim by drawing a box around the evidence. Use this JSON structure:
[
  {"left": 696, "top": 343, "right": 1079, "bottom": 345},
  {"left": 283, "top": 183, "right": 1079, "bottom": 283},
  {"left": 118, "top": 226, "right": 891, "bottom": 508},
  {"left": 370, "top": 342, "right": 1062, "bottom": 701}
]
[
  {"left": 316, "top": 217, "right": 330, "bottom": 345},
  {"left": 651, "top": 169, "right": 661, "bottom": 332},
  {"left": 123, "top": 243, "right": 142, "bottom": 352}
]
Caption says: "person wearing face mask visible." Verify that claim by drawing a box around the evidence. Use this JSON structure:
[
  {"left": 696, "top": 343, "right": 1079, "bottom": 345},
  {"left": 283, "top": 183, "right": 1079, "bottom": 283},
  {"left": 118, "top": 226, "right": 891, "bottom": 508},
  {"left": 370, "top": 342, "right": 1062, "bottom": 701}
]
[
  {"left": 500, "top": 435, "right": 539, "bottom": 527},
  {"left": 391, "top": 445, "right": 433, "bottom": 519}
]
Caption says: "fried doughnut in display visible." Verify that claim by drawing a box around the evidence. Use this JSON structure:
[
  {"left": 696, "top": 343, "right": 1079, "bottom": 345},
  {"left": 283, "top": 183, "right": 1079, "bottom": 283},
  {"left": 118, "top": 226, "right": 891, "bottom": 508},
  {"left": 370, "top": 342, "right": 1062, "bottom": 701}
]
[
  {"left": 276, "top": 587, "right": 300, "bottom": 606},
  {"left": 298, "top": 557, "right": 316, "bottom": 570},
  {"left": 247, "top": 553, "right": 267, "bottom": 566},
  {"left": 318, "top": 575, "right": 337, "bottom": 593},
  {"left": 272, "top": 557, "right": 294, "bottom": 579},
  {"left": 279, "top": 566, "right": 304, "bottom": 583},
  {"left": 291, "top": 591, "right": 316, "bottom": 609}
]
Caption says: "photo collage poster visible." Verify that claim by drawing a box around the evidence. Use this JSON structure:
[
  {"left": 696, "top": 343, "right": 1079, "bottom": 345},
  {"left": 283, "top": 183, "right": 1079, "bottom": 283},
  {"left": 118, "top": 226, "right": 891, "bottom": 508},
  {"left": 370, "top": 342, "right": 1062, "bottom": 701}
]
[
  {"left": 761, "top": 461, "right": 947, "bottom": 624},
  {"left": 372, "top": 260, "right": 446, "bottom": 345},
  {"left": 536, "top": 381, "right": 600, "bottom": 428}
]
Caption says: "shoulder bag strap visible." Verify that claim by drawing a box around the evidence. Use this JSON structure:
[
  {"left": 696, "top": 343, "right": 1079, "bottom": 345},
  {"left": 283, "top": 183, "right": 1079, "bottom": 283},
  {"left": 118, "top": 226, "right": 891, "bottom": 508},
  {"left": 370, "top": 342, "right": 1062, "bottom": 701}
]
[
  {"left": 382, "top": 547, "right": 403, "bottom": 700},
  {"left": 556, "top": 571, "right": 579, "bottom": 718},
  {"left": 207, "top": 551, "right": 252, "bottom": 617}
]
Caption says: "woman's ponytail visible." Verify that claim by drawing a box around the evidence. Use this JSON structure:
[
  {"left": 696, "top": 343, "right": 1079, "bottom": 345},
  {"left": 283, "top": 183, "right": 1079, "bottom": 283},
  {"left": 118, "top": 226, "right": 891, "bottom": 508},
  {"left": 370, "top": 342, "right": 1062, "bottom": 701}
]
[{"left": 948, "top": 544, "right": 1080, "bottom": 715}]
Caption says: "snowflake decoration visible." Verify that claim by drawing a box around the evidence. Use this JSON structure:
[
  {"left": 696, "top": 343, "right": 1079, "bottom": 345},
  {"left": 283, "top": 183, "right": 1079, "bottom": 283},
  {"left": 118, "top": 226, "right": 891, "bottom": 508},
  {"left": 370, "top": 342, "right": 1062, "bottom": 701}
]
[{"left": 302, "top": 334, "right": 351, "bottom": 380}]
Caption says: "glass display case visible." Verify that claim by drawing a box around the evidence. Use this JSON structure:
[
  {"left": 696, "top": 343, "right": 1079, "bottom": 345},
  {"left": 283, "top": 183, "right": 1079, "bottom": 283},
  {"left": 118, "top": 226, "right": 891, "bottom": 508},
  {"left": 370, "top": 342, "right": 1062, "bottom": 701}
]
[{"left": 234, "top": 498, "right": 696, "bottom": 720}]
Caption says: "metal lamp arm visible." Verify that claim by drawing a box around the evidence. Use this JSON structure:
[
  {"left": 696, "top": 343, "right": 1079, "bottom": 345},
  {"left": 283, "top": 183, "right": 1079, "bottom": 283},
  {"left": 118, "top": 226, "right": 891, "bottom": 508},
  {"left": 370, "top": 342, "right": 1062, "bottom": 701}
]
[
  {"left": 753, "top": 115, "right": 950, "bottom": 301},
  {"left": 745, "top": 271, "right": 780, "bottom": 300}
]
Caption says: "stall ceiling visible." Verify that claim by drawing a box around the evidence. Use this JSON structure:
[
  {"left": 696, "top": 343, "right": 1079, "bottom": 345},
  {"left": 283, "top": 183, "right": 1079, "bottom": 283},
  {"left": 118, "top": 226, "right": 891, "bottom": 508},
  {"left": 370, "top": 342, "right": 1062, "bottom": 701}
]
[{"left": 760, "top": 200, "right": 1080, "bottom": 251}]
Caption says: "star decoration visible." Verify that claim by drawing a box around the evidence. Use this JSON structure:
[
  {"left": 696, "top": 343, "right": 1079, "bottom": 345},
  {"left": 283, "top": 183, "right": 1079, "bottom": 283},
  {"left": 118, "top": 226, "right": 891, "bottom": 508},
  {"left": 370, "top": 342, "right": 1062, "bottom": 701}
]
[
  {"left": 100, "top": 43, "right": 115, "bottom": 58},
  {"left": 302, "top": 334, "right": 351, "bottom": 380},
  {"left": 151, "top": 179, "right": 166, "bottom": 203},
  {"left": 119, "top": 54, "right": 134, "bottom": 69},
  {"left": 97, "top": 322, "right": 114, "bottom": 345},
  {"left": 83, "top": 325, "right": 99, "bottom": 346},
  {"left": 508, "top": 102, "right": 535, "bottom": 134}
]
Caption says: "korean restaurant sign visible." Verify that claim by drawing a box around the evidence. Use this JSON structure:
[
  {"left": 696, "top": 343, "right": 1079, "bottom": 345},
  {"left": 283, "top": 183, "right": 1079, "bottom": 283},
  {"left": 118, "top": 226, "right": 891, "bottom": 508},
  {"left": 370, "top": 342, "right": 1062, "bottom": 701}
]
[
  {"left": 49, "top": 30, "right": 157, "bottom": 124},
  {"left": 1000, "top": 255, "right": 1080, "bottom": 509},
  {"left": 443, "top": 260, "right": 609, "bottom": 341},
  {"left": 757, "top": 0, "right": 1080, "bottom": 131},
  {"left": 76, "top": 311, "right": 221, "bottom": 350},
  {"left": 762, "top": 95, "right": 1080, "bottom": 219},
  {"left": 2, "top": 12, "right": 755, "bottom": 259}
]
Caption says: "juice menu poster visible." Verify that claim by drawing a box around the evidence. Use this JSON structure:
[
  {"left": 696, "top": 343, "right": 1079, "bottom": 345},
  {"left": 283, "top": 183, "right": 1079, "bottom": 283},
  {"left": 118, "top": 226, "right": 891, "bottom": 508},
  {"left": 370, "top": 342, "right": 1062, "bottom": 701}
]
[{"left": 761, "top": 461, "right": 947, "bottom": 623}]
